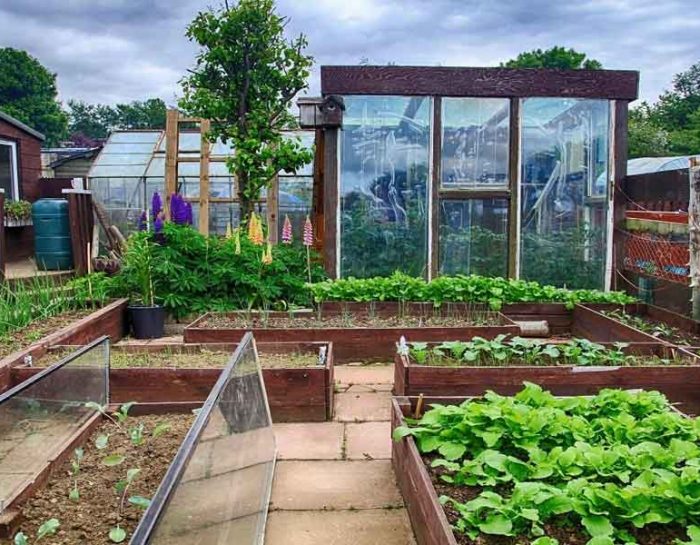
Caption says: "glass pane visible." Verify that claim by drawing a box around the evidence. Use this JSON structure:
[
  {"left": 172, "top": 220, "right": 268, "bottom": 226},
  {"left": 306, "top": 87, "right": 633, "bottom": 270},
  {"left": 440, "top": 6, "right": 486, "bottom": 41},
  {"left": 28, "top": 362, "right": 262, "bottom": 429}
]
[
  {"left": 441, "top": 98, "right": 510, "bottom": 188},
  {"left": 520, "top": 98, "right": 610, "bottom": 289},
  {"left": 135, "top": 333, "right": 275, "bottom": 545},
  {"left": 340, "top": 95, "right": 431, "bottom": 278},
  {"left": 278, "top": 176, "right": 312, "bottom": 241},
  {"left": 0, "top": 339, "right": 109, "bottom": 511},
  {"left": 439, "top": 198, "right": 509, "bottom": 277}
]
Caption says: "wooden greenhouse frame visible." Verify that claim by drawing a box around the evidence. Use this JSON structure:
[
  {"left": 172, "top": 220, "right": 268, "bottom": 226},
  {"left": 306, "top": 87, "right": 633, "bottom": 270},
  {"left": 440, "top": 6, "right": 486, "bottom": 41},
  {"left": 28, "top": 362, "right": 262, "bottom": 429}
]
[{"left": 309, "top": 65, "right": 639, "bottom": 288}]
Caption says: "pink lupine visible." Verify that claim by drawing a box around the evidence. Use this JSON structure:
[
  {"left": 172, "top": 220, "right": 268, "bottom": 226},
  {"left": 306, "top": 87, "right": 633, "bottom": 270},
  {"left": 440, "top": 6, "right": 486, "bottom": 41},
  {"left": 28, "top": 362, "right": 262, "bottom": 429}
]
[
  {"left": 282, "top": 215, "right": 293, "bottom": 244},
  {"left": 303, "top": 216, "right": 313, "bottom": 247}
]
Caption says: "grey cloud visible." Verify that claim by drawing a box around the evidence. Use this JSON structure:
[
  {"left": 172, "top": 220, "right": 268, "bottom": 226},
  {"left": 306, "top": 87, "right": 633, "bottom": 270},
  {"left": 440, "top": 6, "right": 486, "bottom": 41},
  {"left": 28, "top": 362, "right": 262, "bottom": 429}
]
[{"left": 0, "top": 0, "right": 698, "bottom": 105}]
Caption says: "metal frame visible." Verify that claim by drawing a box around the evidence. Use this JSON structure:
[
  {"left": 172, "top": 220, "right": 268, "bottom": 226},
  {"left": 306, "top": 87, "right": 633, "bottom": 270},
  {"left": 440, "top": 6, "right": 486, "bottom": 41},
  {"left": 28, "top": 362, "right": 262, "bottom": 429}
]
[
  {"left": 129, "top": 331, "right": 273, "bottom": 544},
  {"left": 0, "top": 336, "right": 110, "bottom": 405}
]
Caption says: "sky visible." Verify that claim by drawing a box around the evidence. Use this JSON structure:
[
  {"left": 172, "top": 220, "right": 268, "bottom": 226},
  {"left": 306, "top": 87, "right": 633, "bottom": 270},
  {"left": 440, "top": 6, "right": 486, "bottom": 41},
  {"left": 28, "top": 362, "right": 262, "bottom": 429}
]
[{"left": 1, "top": 0, "right": 698, "bottom": 107}]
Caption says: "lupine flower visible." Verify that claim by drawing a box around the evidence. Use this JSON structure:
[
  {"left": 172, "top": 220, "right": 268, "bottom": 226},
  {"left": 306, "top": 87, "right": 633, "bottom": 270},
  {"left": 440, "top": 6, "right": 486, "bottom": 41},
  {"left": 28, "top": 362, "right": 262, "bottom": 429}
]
[
  {"left": 138, "top": 210, "right": 148, "bottom": 231},
  {"left": 154, "top": 215, "right": 164, "bottom": 233},
  {"left": 151, "top": 191, "right": 162, "bottom": 219},
  {"left": 234, "top": 228, "right": 241, "bottom": 254},
  {"left": 303, "top": 215, "right": 313, "bottom": 247},
  {"left": 170, "top": 193, "right": 188, "bottom": 225},
  {"left": 184, "top": 201, "right": 193, "bottom": 225},
  {"left": 226, "top": 222, "right": 233, "bottom": 239},
  {"left": 282, "top": 215, "right": 293, "bottom": 244},
  {"left": 248, "top": 212, "right": 264, "bottom": 246},
  {"left": 262, "top": 240, "right": 273, "bottom": 265}
]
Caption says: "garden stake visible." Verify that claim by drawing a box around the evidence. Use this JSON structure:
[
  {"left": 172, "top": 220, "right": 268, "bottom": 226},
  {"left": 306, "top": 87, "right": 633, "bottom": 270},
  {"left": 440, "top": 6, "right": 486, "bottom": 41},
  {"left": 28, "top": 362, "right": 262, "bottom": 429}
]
[{"left": 414, "top": 394, "right": 424, "bottom": 419}]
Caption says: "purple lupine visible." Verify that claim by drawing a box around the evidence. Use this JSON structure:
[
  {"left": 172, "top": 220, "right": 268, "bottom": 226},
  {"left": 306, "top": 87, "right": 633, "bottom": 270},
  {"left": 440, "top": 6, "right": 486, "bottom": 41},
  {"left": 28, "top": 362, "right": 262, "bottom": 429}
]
[
  {"left": 151, "top": 191, "right": 162, "bottom": 218},
  {"left": 184, "top": 201, "right": 193, "bottom": 225},
  {"left": 154, "top": 215, "right": 164, "bottom": 233},
  {"left": 138, "top": 210, "right": 148, "bottom": 231},
  {"left": 170, "top": 193, "right": 188, "bottom": 225}
]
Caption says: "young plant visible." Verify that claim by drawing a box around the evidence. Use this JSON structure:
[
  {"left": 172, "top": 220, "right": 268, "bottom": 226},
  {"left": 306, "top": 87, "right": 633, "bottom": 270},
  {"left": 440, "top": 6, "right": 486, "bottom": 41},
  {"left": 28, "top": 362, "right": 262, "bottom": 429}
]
[
  {"left": 14, "top": 519, "right": 60, "bottom": 545},
  {"left": 110, "top": 468, "right": 150, "bottom": 543},
  {"left": 68, "top": 447, "right": 84, "bottom": 502}
]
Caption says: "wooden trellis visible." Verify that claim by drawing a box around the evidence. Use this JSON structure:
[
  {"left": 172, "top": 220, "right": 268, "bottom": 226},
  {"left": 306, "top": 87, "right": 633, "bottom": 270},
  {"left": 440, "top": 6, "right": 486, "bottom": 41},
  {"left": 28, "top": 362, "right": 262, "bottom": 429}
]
[{"left": 164, "top": 109, "right": 277, "bottom": 238}]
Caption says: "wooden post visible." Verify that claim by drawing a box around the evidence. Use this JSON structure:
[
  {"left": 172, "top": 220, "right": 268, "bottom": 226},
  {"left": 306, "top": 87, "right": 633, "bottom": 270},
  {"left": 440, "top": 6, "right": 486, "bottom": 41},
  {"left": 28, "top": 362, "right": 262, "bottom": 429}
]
[
  {"left": 429, "top": 97, "right": 442, "bottom": 281},
  {"left": 164, "top": 109, "right": 180, "bottom": 221},
  {"left": 689, "top": 157, "right": 700, "bottom": 319},
  {"left": 63, "top": 189, "right": 94, "bottom": 276},
  {"left": 508, "top": 98, "right": 521, "bottom": 279},
  {"left": 0, "top": 189, "right": 5, "bottom": 282},
  {"left": 322, "top": 128, "right": 339, "bottom": 278},
  {"left": 198, "top": 118, "right": 211, "bottom": 235}
]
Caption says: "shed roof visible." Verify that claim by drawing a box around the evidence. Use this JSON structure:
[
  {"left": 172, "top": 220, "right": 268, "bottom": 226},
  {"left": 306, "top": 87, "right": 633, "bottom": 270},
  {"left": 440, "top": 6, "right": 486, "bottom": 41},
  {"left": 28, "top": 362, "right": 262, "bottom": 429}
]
[
  {"left": 0, "top": 109, "right": 45, "bottom": 141},
  {"left": 627, "top": 156, "right": 699, "bottom": 176}
]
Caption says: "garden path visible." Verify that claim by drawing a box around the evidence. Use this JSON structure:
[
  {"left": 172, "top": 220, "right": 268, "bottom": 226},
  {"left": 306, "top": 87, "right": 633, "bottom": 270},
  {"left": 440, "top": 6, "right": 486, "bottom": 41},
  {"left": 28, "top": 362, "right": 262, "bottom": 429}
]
[{"left": 266, "top": 363, "right": 416, "bottom": 544}]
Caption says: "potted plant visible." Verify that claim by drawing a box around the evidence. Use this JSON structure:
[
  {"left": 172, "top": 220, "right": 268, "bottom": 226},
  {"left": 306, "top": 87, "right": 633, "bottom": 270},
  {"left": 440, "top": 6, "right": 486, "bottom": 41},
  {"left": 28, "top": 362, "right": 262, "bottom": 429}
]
[
  {"left": 4, "top": 199, "right": 33, "bottom": 227},
  {"left": 123, "top": 233, "right": 165, "bottom": 339}
]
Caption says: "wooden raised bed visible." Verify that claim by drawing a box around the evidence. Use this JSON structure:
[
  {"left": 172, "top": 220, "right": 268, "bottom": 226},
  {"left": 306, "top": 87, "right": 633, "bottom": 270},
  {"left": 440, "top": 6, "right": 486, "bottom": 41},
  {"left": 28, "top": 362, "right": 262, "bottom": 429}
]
[
  {"left": 393, "top": 342, "right": 700, "bottom": 415},
  {"left": 183, "top": 307, "right": 519, "bottom": 363},
  {"left": 0, "top": 298, "right": 128, "bottom": 394},
  {"left": 10, "top": 341, "right": 335, "bottom": 423}
]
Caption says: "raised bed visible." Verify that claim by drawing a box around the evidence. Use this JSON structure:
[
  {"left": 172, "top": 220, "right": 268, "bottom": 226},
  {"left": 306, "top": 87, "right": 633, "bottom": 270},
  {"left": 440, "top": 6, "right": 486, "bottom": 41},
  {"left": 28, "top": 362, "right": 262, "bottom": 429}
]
[
  {"left": 0, "top": 298, "right": 128, "bottom": 394},
  {"left": 393, "top": 342, "right": 700, "bottom": 414},
  {"left": 10, "top": 341, "right": 335, "bottom": 423},
  {"left": 2, "top": 333, "right": 276, "bottom": 544},
  {"left": 184, "top": 306, "right": 519, "bottom": 363}
]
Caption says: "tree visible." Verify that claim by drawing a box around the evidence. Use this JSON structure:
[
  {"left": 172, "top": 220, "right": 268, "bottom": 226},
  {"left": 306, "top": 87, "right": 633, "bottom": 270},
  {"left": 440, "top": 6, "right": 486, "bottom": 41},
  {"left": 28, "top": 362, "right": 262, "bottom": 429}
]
[
  {"left": 67, "top": 98, "right": 167, "bottom": 145},
  {"left": 0, "top": 48, "right": 68, "bottom": 145},
  {"left": 628, "top": 103, "right": 670, "bottom": 159},
  {"left": 501, "top": 46, "right": 602, "bottom": 70},
  {"left": 180, "top": 0, "right": 313, "bottom": 222}
]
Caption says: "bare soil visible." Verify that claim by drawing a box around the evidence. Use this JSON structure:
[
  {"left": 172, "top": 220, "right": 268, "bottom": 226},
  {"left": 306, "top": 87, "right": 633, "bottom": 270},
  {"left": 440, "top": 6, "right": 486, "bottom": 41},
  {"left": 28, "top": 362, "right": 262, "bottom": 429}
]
[
  {"left": 424, "top": 456, "right": 686, "bottom": 545},
  {"left": 0, "top": 310, "right": 94, "bottom": 359},
  {"left": 38, "top": 348, "right": 320, "bottom": 369},
  {"left": 198, "top": 312, "right": 501, "bottom": 330},
  {"left": 4, "top": 413, "right": 194, "bottom": 545}
]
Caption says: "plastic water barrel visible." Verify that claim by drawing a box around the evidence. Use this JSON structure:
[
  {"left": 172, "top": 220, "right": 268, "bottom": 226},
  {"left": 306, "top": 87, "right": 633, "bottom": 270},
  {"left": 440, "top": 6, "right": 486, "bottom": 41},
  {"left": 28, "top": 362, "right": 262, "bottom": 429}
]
[{"left": 32, "top": 199, "right": 73, "bottom": 270}]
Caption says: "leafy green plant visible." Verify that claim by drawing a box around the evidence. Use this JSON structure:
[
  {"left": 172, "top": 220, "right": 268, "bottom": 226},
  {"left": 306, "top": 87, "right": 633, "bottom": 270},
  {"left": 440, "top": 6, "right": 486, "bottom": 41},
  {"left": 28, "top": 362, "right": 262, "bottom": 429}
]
[
  {"left": 394, "top": 384, "right": 700, "bottom": 544},
  {"left": 4, "top": 199, "right": 32, "bottom": 221},
  {"left": 309, "top": 271, "right": 635, "bottom": 312},
  {"left": 68, "top": 447, "right": 84, "bottom": 501},
  {"left": 14, "top": 519, "right": 60, "bottom": 544},
  {"left": 110, "top": 468, "right": 149, "bottom": 543}
]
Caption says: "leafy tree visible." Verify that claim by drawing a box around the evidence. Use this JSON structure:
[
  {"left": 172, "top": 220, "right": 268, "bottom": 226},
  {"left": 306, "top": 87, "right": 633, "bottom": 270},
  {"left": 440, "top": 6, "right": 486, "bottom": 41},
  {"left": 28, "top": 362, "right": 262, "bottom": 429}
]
[
  {"left": 180, "top": 0, "right": 313, "bottom": 222},
  {"left": 654, "top": 61, "right": 700, "bottom": 130},
  {"left": 0, "top": 48, "right": 68, "bottom": 145},
  {"left": 501, "top": 46, "right": 602, "bottom": 70},
  {"left": 627, "top": 103, "right": 670, "bottom": 158},
  {"left": 667, "top": 108, "right": 700, "bottom": 155},
  {"left": 67, "top": 98, "right": 166, "bottom": 145}
]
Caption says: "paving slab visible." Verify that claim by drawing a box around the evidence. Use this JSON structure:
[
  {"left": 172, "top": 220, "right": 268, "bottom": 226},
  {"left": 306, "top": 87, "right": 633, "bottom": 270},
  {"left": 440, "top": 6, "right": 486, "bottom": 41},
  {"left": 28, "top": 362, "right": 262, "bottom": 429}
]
[
  {"left": 334, "top": 391, "right": 392, "bottom": 422},
  {"left": 270, "top": 460, "right": 403, "bottom": 510},
  {"left": 265, "top": 509, "right": 416, "bottom": 545},
  {"left": 334, "top": 365, "right": 394, "bottom": 386},
  {"left": 345, "top": 421, "right": 392, "bottom": 460},
  {"left": 274, "top": 422, "right": 344, "bottom": 460}
]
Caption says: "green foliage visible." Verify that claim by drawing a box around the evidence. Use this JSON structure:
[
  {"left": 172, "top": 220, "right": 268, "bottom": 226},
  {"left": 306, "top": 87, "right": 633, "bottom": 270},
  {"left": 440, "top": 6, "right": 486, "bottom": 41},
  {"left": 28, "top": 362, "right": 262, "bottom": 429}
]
[
  {"left": 109, "top": 526, "right": 126, "bottom": 543},
  {"left": 403, "top": 336, "right": 674, "bottom": 367},
  {"left": 3, "top": 200, "right": 32, "bottom": 221},
  {"left": 120, "top": 234, "right": 157, "bottom": 306},
  {"left": 180, "top": 0, "right": 314, "bottom": 220},
  {"left": 309, "top": 271, "right": 636, "bottom": 311},
  {"left": 109, "top": 224, "right": 325, "bottom": 319},
  {"left": 628, "top": 103, "right": 670, "bottom": 159},
  {"left": 395, "top": 384, "right": 700, "bottom": 543},
  {"left": 0, "top": 48, "right": 68, "bottom": 146},
  {"left": 501, "top": 47, "right": 602, "bottom": 70},
  {"left": 14, "top": 518, "right": 60, "bottom": 545},
  {"left": 67, "top": 98, "right": 167, "bottom": 144}
]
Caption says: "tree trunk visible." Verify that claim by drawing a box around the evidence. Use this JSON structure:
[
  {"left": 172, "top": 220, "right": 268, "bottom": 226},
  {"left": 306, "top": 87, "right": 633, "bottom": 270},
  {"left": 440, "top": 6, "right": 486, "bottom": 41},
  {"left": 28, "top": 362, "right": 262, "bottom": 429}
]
[{"left": 237, "top": 171, "right": 254, "bottom": 224}]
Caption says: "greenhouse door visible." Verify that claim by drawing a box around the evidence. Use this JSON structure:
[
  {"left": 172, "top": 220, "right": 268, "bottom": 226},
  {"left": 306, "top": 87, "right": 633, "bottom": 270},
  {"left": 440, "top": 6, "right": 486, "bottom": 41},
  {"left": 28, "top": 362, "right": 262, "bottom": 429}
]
[{"left": 433, "top": 97, "right": 513, "bottom": 279}]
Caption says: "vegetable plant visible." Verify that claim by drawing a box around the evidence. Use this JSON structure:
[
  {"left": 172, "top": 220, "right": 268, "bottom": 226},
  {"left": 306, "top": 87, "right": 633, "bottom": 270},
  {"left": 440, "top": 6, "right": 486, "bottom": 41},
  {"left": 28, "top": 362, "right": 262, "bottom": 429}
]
[
  {"left": 394, "top": 384, "right": 700, "bottom": 544},
  {"left": 13, "top": 519, "right": 60, "bottom": 545},
  {"left": 68, "top": 447, "right": 84, "bottom": 501}
]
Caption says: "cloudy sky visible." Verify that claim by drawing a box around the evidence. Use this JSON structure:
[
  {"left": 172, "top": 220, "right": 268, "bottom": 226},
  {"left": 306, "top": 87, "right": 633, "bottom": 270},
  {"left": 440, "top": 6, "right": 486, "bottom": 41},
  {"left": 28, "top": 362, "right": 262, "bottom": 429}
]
[{"left": 1, "top": 0, "right": 698, "bottom": 106}]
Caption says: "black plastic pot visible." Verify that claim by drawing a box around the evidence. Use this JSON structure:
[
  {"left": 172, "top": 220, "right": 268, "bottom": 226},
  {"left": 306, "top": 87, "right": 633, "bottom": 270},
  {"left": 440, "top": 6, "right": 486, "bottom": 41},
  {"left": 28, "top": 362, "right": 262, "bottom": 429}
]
[{"left": 128, "top": 305, "right": 166, "bottom": 339}]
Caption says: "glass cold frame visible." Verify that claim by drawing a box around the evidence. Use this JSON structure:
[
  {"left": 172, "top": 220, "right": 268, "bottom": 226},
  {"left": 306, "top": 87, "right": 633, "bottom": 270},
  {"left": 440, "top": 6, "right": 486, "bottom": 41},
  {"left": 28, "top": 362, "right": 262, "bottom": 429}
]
[
  {"left": 0, "top": 338, "right": 109, "bottom": 512},
  {"left": 439, "top": 199, "right": 509, "bottom": 277},
  {"left": 132, "top": 333, "right": 275, "bottom": 545},
  {"left": 441, "top": 98, "right": 510, "bottom": 188},
  {"left": 339, "top": 95, "right": 431, "bottom": 278},
  {"left": 519, "top": 98, "right": 610, "bottom": 289}
]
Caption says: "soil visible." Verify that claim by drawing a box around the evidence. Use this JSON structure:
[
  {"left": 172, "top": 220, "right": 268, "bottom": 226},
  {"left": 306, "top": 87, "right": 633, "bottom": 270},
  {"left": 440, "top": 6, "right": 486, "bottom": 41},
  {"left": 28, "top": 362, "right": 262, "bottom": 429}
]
[
  {"left": 198, "top": 312, "right": 502, "bottom": 330},
  {"left": 37, "top": 348, "right": 321, "bottom": 369},
  {"left": 603, "top": 310, "right": 700, "bottom": 348},
  {"left": 0, "top": 310, "right": 95, "bottom": 359},
  {"left": 424, "top": 455, "right": 687, "bottom": 545},
  {"left": 4, "top": 413, "right": 194, "bottom": 545}
]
